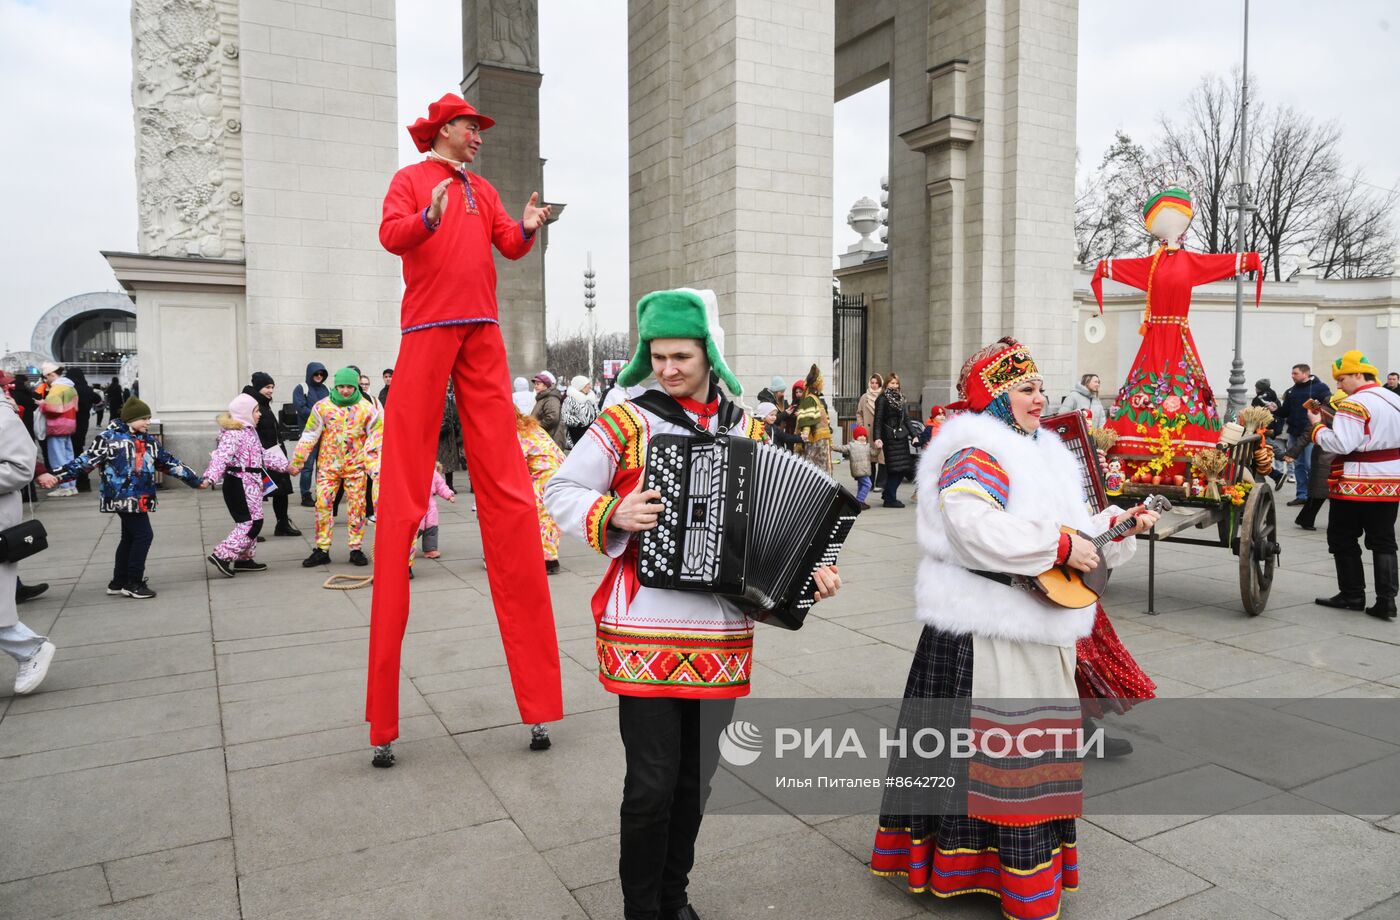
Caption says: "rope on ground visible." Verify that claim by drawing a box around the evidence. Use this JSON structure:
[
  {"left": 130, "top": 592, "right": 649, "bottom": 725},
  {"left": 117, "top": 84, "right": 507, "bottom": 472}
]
[{"left": 323, "top": 574, "right": 373, "bottom": 590}]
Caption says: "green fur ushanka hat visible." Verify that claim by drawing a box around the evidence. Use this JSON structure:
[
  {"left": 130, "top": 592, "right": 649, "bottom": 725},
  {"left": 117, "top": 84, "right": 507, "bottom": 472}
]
[{"left": 616, "top": 288, "right": 742, "bottom": 395}]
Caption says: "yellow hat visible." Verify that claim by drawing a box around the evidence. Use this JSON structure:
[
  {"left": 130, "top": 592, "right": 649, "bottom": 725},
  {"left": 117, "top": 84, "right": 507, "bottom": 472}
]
[{"left": 1331, "top": 350, "right": 1380, "bottom": 380}]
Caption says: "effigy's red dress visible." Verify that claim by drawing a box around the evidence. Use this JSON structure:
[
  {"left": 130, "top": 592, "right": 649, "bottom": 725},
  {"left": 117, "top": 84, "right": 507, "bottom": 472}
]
[{"left": 1092, "top": 247, "right": 1262, "bottom": 461}]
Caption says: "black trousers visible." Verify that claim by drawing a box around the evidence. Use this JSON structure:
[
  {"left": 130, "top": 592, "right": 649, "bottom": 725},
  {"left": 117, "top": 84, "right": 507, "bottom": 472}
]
[
  {"left": 617, "top": 696, "right": 734, "bottom": 920},
  {"left": 882, "top": 471, "right": 904, "bottom": 503},
  {"left": 1327, "top": 500, "right": 1399, "bottom": 558},
  {"left": 269, "top": 469, "right": 292, "bottom": 524},
  {"left": 1295, "top": 497, "right": 1326, "bottom": 528},
  {"left": 114, "top": 512, "right": 154, "bottom": 584}
]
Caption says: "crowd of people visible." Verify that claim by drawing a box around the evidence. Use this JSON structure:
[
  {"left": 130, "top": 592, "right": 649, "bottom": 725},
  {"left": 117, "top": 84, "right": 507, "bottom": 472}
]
[
  {"left": 17, "top": 88, "right": 1397, "bottom": 920},
  {"left": 3, "top": 363, "right": 134, "bottom": 499},
  {"left": 0, "top": 340, "right": 951, "bottom": 712}
]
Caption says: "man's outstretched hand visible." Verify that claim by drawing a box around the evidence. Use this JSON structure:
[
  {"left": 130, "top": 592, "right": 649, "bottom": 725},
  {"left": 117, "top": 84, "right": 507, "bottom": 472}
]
[
  {"left": 522, "top": 192, "right": 552, "bottom": 234},
  {"left": 425, "top": 178, "right": 453, "bottom": 225}
]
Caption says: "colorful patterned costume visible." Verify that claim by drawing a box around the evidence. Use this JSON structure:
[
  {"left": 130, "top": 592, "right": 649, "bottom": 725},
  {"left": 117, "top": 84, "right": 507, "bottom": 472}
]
[
  {"left": 1311, "top": 357, "right": 1400, "bottom": 620},
  {"left": 518, "top": 421, "right": 565, "bottom": 562},
  {"left": 1312, "top": 381, "right": 1400, "bottom": 502},
  {"left": 1075, "top": 604, "right": 1157, "bottom": 718},
  {"left": 49, "top": 420, "right": 202, "bottom": 511},
  {"left": 872, "top": 340, "right": 1140, "bottom": 920},
  {"left": 549, "top": 287, "right": 784, "bottom": 920},
  {"left": 205, "top": 413, "right": 289, "bottom": 562},
  {"left": 291, "top": 397, "right": 380, "bottom": 551},
  {"left": 796, "top": 371, "right": 834, "bottom": 473},
  {"left": 544, "top": 398, "right": 766, "bottom": 697},
  {"left": 1090, "top": 188, "right": 1263, "bottom": 467}
]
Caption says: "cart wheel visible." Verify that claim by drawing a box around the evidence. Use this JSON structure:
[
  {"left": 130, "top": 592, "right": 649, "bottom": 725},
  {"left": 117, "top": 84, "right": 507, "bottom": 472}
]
[{"left": 1239, "top": 484, "right": 1279, "bottom": 615}]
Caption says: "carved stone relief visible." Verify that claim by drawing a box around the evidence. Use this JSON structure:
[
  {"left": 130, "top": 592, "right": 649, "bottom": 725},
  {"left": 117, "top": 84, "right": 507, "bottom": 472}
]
[
  {"left": 477, "top": 0, "right": 538, "bottom": 70},
  {"left": 132, "top": 0, "right": 242, "bottom": 259}
]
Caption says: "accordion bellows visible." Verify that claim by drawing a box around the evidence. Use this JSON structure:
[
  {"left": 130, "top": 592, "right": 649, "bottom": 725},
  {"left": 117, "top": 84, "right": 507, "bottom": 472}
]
[{"left": 638, "top": 434, "right": 862, "bottom": 629}]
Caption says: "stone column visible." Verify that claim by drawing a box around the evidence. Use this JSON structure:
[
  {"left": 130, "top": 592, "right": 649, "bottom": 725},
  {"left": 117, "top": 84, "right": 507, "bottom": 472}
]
[
  {"left": 116, "top": 0, "right": 249, "bottom": 461},
  {"left": 238, "top": 0, "right": 403, "bottom": 397},
  {"left": 897, "top": 0, "right": 1079, "bottom": 407},
  {"left": 629, "top": 0, "right": 835, "bottom": 398},
  {"left": 118, "top": 0, "right": 404, "bottom": 459},
  {"left": 899, "top": 59, "right": 979, "bottom": 407},
  {"left": 462, "top": 0, "right": 548, "bottom": 377}
]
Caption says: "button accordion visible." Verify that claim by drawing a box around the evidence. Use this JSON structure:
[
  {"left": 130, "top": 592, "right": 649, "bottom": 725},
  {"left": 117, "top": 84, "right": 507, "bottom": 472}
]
[{"left": 637, "top": 433, "right": 863, "bottom": 630}]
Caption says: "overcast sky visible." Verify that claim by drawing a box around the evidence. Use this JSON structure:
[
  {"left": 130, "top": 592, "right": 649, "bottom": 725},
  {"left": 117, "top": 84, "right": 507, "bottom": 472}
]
[{"left": 2, "top": 0, "right": 1396, "bottom": 349}]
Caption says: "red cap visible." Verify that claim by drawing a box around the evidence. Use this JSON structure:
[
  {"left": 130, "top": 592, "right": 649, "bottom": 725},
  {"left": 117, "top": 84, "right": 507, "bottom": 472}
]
[
  {"left": 851, "top": 426, "right": 868, "bottom": 440},
  {"left": 406, "top": 93, "right": 496, "bottom": 153}
]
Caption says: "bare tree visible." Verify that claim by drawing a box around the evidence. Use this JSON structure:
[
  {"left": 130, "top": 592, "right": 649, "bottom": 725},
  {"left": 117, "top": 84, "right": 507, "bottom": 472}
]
[
  {"left": 1155, "top": 73, "right": 1247, "bottom": 253},
  {"left": 1079, "top": 70, "right": 1393, "bottom": 280},
  {"left": 1309, "top": 170, "right": 1399, "bottom": 279},
  {"left": 545, "top": 324, "right": 631, "bottom": 383},
  {"left": 1248, "top": 105, "right": 1341, "bottom": 279},
  {"left": 1075, "top": 132, "right": 1167, "bottom": 262}
]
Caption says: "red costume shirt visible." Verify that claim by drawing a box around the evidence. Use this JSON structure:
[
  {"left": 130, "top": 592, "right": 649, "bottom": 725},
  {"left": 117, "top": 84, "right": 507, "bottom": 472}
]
[
  {"left": 1092, "top": 248, "right": 1263, "bottom": 457},
  {"left": 379, "top": 159, "right": 535, "bottom": 333}
]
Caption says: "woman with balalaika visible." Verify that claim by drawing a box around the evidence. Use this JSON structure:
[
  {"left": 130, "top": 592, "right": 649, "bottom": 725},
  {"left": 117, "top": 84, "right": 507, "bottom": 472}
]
[{"left": 870, "top": 337, "right": 1159, "bottom": 920}]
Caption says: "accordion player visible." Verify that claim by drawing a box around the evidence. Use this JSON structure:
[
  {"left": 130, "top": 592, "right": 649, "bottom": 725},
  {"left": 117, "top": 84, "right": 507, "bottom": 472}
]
[{"left": 638, "top": 432, "right": 862, "bottom": 629}]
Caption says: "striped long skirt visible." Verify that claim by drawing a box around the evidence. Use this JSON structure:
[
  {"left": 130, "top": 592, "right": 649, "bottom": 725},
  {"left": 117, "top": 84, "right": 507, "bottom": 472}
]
[{"left": 870, "top": 626, "right": 1079, "bottom": 920}]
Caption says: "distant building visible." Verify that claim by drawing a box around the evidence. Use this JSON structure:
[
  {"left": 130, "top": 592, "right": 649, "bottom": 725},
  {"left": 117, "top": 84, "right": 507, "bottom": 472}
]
[{"left": 3, "top": 291, "right": 136, "bottom": 378}]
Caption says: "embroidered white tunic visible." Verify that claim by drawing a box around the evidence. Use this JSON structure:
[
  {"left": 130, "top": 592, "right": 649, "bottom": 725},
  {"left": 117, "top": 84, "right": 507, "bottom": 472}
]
[
  {"left": 1311, "top": 383, "right": 1400, "bottom": 502},
  {"left": 543, "top": 399, "right": 765, "bottom": 698},
  {"left": 915, "top": 412, "right": 1137, "bottom": 697}
]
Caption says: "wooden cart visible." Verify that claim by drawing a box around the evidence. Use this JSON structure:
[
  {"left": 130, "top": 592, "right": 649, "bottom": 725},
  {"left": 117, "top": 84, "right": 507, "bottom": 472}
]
[{"left": 1127, "top": 433, "right": 1281, "bottom": 616}]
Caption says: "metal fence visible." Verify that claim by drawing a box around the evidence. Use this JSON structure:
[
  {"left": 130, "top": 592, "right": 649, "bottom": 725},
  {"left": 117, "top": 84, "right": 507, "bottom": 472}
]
[{"left": 832, "top": 293, "right": 867, "bottom": 422}]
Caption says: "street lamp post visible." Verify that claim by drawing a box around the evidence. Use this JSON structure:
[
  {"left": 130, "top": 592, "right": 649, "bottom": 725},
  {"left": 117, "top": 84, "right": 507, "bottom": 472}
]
[
  {"left": 1224, "top": 0, "right": 1256, "bottom": 422},
  {"left": 584, "top": 252, "right": 596, "bottom": 382}
]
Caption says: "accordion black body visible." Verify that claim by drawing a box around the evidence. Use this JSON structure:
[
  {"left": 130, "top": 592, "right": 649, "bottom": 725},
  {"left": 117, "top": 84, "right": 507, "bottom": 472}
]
[{"left": 637, "top": 434, "right": 862, "bottom": 630}]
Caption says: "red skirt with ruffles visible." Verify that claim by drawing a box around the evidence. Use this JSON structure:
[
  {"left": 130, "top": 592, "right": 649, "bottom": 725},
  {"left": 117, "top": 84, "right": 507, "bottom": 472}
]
[{"left": 1075, "top": 604, "right": 1156, "bottom": 718}]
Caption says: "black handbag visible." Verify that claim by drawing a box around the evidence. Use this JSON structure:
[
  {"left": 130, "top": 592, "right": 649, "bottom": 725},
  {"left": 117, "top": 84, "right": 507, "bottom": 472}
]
[{"left": 0, "top": 519, "right": 47, "bottom": 564}]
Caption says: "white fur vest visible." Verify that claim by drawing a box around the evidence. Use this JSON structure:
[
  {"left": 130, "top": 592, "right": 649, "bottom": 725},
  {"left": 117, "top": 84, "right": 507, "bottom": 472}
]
[{"left": 913, "top": 411, "right": 1097, "bottom": 647}]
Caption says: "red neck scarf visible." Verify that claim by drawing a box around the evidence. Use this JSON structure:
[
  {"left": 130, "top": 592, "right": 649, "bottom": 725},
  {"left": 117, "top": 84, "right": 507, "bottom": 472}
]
[{"left": 676, "top": 394, "right": 720, "bottom": 430}]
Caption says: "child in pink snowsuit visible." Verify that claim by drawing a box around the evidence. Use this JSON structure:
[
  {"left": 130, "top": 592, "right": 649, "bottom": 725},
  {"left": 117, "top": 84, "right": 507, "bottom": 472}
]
[
  {"left": 419, "top": 462, "right": 455, "bottom": 558},
  {"left": 204, "top": 394, "right": 289, "bottom": 576}
]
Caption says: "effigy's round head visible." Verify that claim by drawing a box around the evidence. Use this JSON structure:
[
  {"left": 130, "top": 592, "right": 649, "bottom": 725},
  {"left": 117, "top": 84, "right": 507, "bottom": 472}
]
[{"left": 1143, "top": 187, "right": 1194, "bottom": 244}]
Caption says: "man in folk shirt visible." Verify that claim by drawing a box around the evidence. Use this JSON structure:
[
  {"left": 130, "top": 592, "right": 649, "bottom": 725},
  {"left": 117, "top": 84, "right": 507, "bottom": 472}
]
[{"left": 1310, "top": 350, "right": 1400, "bottom": 620}]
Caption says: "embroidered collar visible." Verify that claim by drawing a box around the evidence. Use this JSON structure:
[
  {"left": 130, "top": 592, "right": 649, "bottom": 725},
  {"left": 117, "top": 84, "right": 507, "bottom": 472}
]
[{"left": 675, "top": 394, "right": 720, "bottom": 430}]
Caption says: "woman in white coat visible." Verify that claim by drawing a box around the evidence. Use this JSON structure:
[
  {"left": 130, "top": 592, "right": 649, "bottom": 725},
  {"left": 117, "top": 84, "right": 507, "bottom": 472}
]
[{"left": 870, "top": 338, "right": 1157, "bottom": 920}]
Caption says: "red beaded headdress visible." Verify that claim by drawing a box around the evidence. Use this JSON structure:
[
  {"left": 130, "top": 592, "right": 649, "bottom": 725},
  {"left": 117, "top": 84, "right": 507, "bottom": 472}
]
[{"left": 955, "top": 337, "right": 1042, "bottom": 412}]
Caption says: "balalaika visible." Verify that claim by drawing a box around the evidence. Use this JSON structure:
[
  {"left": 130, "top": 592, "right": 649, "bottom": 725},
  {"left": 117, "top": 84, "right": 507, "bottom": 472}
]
[{"left": 637, "top": 434, "right": 863, "bottom": 630}]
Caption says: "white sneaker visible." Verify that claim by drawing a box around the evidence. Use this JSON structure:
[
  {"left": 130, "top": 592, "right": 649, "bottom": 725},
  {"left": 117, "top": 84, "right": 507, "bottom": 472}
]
[{"left": 14, "top": 641, "right": 56, "bottom": 695}]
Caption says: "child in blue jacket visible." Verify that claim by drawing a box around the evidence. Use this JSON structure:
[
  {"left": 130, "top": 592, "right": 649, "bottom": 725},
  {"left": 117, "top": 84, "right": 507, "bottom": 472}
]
[{"left": 39, "top": 398, "right": 206, "bottom": 598}]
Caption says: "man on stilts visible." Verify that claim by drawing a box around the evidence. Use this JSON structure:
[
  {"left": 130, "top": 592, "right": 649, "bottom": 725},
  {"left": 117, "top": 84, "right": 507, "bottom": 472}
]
[{"left": 367, "top": 92, "right": 563, "bottom": 766}]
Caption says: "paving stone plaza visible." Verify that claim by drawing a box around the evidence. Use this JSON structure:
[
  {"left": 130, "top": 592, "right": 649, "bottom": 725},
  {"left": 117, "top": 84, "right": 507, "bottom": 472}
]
[{"left": 4, "top": 488, "right": 1400, "bottom": 919}]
